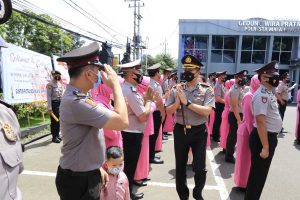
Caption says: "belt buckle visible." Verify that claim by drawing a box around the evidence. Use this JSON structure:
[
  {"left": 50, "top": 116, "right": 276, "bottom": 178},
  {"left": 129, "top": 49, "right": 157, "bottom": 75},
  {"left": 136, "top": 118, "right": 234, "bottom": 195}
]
[{"left": 185, "top": 125, "right": 191, "bottom": 129}]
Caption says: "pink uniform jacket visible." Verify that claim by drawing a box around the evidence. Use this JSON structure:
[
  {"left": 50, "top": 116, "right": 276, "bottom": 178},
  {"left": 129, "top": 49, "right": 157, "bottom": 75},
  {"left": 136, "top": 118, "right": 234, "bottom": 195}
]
[
  {"left": 234, "top": 75, "right": 260, "bottom": 188},
  {"left": 100, "top": 170, "right": 130, "bottom": 200},
  {"left": 220, "top": 79, "right": 235, "bottom": 149},
  {"left": 295, "top": 89, "right": 300, "bottom": 139}
]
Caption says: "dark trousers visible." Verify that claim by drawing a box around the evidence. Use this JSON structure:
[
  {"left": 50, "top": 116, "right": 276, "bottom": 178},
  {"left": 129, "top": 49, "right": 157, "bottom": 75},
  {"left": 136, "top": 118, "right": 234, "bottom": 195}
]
[
  {"left": 277, "top": 100, "right": 287, "bottom": 120},
  {"left": 121, "top": 131, "right": 143, "bottom": 195},
  {"left": 245, "top": 128, "right": 278, "bottom": 200},
  {"left": 173, "top": 123, "right": 207, "bottom": 200},
  {"left": 149, "top": 110, "right": 162, "bottom": 160},
  {"left": 212, "top": 102, "right": 225, "bottom": 141},
  {"left": 55, "top": 166, "right": 101, "bottom": 200},
  {"left": 226, "top": 112, "right": 243, "bottom": 158},
  {"left": 50, "top": 100, "right": 60, "bottom": 139}
]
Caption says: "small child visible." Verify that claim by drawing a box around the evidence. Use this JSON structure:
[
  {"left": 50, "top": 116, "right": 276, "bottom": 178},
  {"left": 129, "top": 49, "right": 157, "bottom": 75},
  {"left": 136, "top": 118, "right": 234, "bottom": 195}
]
[{"left": 100, "top": 146, "right": 130, "bottom": 200}]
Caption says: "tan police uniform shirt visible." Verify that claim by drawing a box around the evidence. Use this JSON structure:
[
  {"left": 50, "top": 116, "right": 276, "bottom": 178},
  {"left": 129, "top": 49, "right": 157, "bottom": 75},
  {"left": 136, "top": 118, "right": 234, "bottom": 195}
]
[
  {"left": 122, "top": 81, "right": 146, "bottom": 133},
  {"left": 277, "top": 81, "right": 289, "bottom": 101},
  {"left": 252, "top": 85, "right": 282, "bottom": 133},
  {"left": 214, "top": 82, "right": 226, "bottom": 100},
  {"left": 149, "top": 79, "right": 163, "bottom": 97},
  {"left": 0, "top": 103, "right": 23, "bottom": 200},
  {"left": 229, "top": 83, "right": 244, "bottom": 113},
  {"left": 59, "top": 85, "right": 111, "bottom": 172},
  {"left": 166, "top": 82, "right": 215, "bottom": 126},
  {"left": 46, "top": 80, "right": 64, "bottom": 110}
]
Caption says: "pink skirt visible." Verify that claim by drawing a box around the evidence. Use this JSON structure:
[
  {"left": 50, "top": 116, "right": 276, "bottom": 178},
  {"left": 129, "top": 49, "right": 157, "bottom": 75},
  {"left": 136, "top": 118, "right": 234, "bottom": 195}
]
[
  {"left": 163, "top": 114, "right": 174, "bottom": 133},
  {"left": 155, "top": 125, "right": 163, "bottom": 152},
  {"left": 134, "top": 135, "right": 150, "bottom": 180},
  {"left": 220, "top": 108, "right": 230, "bottom": 149}
]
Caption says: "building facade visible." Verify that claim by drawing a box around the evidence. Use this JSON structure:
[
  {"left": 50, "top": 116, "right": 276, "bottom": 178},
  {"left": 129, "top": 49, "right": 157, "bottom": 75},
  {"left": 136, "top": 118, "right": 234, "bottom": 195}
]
[{"left": 178, "top": 18, "right": 300, "bottom": 101}]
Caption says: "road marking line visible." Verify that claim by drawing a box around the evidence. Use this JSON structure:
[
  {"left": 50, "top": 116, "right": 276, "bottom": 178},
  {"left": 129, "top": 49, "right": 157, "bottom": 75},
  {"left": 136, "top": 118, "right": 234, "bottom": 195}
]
[
  {"left": 22, "top": 170, "right": 219, "bottom": 190},
  {"left": 207, "top": 147, "right": 230, "bottom": 200}
]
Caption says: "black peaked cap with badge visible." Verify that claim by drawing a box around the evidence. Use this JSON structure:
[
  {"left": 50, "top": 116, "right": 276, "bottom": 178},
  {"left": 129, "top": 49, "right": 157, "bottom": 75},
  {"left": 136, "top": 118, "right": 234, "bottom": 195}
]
[
  {"left": 181, "top": 54, "right": 203, "bottom": 68},
  {"left": 234, "top": 69, "right": 248, "bottom": 77},
  {"left": 57, "top": 42, "right": 102, "bottom": 69},
  {"left": 254, "top": 60, "right": 279, "bottom": 76}
]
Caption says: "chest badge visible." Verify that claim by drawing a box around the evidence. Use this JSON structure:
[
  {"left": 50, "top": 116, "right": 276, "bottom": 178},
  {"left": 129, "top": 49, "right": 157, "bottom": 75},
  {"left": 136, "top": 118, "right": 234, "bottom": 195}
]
[
  {"left": 85, "top": 98, "right": 97, "bottom": 107},
  {"left": 2, "top": 123, "right": 18, "bottom": 142}
]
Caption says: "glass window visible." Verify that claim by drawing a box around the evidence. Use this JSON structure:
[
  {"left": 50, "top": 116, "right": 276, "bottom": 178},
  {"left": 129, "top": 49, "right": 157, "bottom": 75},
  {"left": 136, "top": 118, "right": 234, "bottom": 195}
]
[
  {"left": 224, "top": 36, "right": 236, "bottom": 50},
  {"left": 241, "top": 51, "right": 252, "bottom": 63},
  {"left": 212, "top": 36, "right": 223, "bottom": 49},
  {"left": 211, "top": 50, "right": 222, "bottom": 62},
  {"left": 223, "top": 50, "right": 235, "bottom": 63},
  {"left": 184, "top": 35, "right": 194, "bottom": 49},
  {"left": 271, "top": 52, "right": 280, "bottom": 62},
  {"left": 281, "top": 37, "right": 293, "bottom": 51},
  {"left": 194, "top": 50, "right": 207, "bottom": 62},
  {"left": 280, "top": 52, "right": 291, "bottom": 64},
  {"left": 242, "top": 36, "right": 253, "bottom": 50},
  {"left": 273, "top": 37, "right": 281, "bottom": 51},
  {"left": 252, "top": 51, "right": 265, "bottom": 64},
  {"left": 253, "top": 37, "right": 267, "bottom": 50},
  {"left": 195, "top": 36, "right": 207, "bottom": 49}
]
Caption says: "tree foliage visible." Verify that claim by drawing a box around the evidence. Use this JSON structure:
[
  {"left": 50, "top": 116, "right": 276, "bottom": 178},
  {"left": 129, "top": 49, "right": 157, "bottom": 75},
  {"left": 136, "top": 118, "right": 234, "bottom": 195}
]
[
  {"left": 142, "top": 53, "right": 177, "bottom": 72},
  {"left": 0, "top": 10, "right": 84, "bottom": 56}
]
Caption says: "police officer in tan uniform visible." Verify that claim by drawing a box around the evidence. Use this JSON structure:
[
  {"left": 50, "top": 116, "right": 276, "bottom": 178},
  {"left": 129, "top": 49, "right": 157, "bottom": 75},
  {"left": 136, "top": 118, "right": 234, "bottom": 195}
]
[
  {"left": 55, "top": 42, "right": 128, "bottom": 200},
  {"left": 120, "top": 60, "right": 157, "bottom": 200},
  {"left": 166, "top": 55, "right": 215, "bottom": 200},
  {"left": 0, "top": 100, "right": 23, "bottom": 200},
  {"left": 212, "top": 71, "right": 226, "bottom": 142},
  {"left": 226, "top": 69, "right": 248, "bottom": 163},
  {"left": 46, "top": 70, "right": 64, "bottom": 143},
  {"left": 245, "top": 61, "right": 282, "bottom": 200}
]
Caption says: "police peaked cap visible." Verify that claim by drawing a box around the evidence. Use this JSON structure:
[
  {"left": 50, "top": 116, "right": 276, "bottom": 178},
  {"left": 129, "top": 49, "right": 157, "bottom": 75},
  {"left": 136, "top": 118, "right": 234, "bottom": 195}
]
[
  {"left": 163, "top": 67, "right": 173, "bottom": 72},
  {"left": 216, "top": 71, "right": 227, "bottom": 77},
  {"left": 254, "top": 61, "right": 279, "bottom": 76},
  {"left": 118, "top": 59, "right": 142, "bottom": 71},
  {"left": 147, "top": 63, "right": 161, "bottom": 72},
  {"left": 234, "top": 69, "right": 248, "bottom": 77},
  {"left": 181, "top": 54, "right": 203, "bottom": 69},
  {"left": 57, "top": 42, "right": 102, "bottom": 69}
]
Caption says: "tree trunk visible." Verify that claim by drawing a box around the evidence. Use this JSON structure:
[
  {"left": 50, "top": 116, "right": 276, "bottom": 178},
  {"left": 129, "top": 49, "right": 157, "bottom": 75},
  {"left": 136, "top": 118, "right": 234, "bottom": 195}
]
[{"left": 27, "top": 113, "right": 30, "bottom": 127}]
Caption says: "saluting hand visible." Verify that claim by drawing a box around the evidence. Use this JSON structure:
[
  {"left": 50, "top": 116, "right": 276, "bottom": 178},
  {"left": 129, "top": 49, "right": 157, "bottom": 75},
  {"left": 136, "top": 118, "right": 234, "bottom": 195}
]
[
  {"left": 101, "top": 64, "right": 119, "bottom": 89},
  {"left": 260, "top": 147, "right": 269, "bottom": 159}
]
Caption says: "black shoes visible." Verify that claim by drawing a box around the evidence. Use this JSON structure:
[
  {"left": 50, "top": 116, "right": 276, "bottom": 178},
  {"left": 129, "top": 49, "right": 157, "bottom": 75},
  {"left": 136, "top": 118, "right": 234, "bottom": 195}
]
[
  {"left": 233, "top": 186, "right": 246, "bottom": 192},
  {"left": 142, "top": 177, "right": 151, "bottom": 181},
  {"left": 150, "top": 158, "right": 164, "bottom": 164},
  {"left": 133, "top": 180, "right": 147, "bottom": 187},
  {"left": 225, "top": 156, "right": 235, "bottom": 164},
  {"left": 52, "top": 138, "right": 61, "bottom": 143},
  {"left": 131, "top": 192, "right": 144, "bottom": 200},
  {"left": 163, "top": 134, "right": 168, "bottom": 140}
]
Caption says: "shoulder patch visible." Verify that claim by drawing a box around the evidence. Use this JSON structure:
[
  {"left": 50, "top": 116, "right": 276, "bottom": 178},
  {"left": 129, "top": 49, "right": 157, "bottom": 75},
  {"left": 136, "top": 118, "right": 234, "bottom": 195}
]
[
  {"left": 73, "top": 91, "right": 87, "bottom": 99},
  {"left": 85, "top": 98, "right": 97, "bottom": 107},
  {"left": 131, "top": 86, "right": 137, "bottom": 93},
  {"left": 261, "top": 96, "right": 268, "bottom": 104},
  {"left": 1, "top": 123, "right": 18, "bottom": 142}
]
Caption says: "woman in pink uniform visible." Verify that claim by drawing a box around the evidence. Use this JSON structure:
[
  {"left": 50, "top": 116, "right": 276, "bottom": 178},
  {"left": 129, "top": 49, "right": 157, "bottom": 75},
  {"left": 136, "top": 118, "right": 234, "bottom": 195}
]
[
  {"left": 91, "top": 82, "right": 123, "bottom": 148},
  {"left": 295, "top": 88, "right": 300, "bottom": 145},
  {"left": 220, "top": 79, "right": 235, "bottom": 151},
  {"left": 234, "top": 75, "right": 260, "bottom": 189}
]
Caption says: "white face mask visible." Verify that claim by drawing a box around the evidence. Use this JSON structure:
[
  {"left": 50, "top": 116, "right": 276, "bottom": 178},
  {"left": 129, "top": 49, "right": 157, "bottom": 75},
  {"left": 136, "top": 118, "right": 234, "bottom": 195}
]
[{"left": 108, "top": 167, "right": 122, "bottom": 176}]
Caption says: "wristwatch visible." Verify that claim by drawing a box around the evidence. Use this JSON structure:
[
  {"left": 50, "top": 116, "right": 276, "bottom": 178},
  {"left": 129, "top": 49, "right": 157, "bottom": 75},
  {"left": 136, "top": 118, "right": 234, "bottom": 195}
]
[{"left": 186, "top": 100, "right": 192, "bottom": 107}]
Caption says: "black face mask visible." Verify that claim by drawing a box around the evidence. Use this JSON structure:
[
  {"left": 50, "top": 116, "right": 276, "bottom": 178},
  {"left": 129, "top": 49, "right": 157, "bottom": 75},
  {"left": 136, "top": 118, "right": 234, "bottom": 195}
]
[
  {"left": 55, "top": 76, "right": 61, "bottom": 81},
  {"left": 133, "top": 73, "right": 143, "bottom": 84},
  {"left": 237, "top": 77, "right": 246, "bottom": 86},
  {"left": 212, "top": 77, "right": 216, "bottom": 82},
  {"left": 182, "top": 71, "right": 195, "bottom": 82},
  {"left": 286, "top": 79, "right": 290, "bottom": 84},
  {"left": 268, "top": 75, "right": 280, "bottom": 87}
]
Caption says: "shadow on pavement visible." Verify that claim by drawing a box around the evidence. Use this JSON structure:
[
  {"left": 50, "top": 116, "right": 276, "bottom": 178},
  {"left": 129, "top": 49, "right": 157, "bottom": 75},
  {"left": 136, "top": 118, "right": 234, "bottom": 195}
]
[
  {"left": 213, "top": 151, "right": 234, "bottom": 179},
  {"left": 168, "top": 167, "right": 195, "bottom": 180},
  {"left": 24, "top": 139, "right": 52, "bottom": 151},
  {"left": 293, "top": 143, "right": 300, "bottom": 151},
  {"left": 228, "top": 187, "right": 245, "bottom": 200}
]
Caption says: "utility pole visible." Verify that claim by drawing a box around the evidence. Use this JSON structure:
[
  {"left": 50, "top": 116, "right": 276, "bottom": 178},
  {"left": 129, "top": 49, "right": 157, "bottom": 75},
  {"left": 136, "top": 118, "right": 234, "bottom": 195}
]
[
  {"left": 126, "top": 0, "right": 144, "bottom": 60},
  {"left": 161, "top": 37, "right": 168, "bottom": 55}
]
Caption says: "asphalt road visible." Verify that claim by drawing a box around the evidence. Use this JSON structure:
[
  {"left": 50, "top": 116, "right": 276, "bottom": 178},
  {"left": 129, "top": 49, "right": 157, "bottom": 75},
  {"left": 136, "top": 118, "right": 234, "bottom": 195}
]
[{"left": 19, "top": 105, "right": 300, "bottom": 200}]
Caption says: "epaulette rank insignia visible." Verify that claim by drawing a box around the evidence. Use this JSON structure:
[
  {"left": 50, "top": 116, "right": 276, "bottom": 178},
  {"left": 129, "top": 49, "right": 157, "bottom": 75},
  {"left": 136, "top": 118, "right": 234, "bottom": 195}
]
[
  {"left": 73, "top": 91, "right": 87, "bottom": 99},
  {"left": 1, "top": 123, "right": 18, "bottom": 142},
  {"left": 131, "top": 86, "right": 137, "bottom": 93}
]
